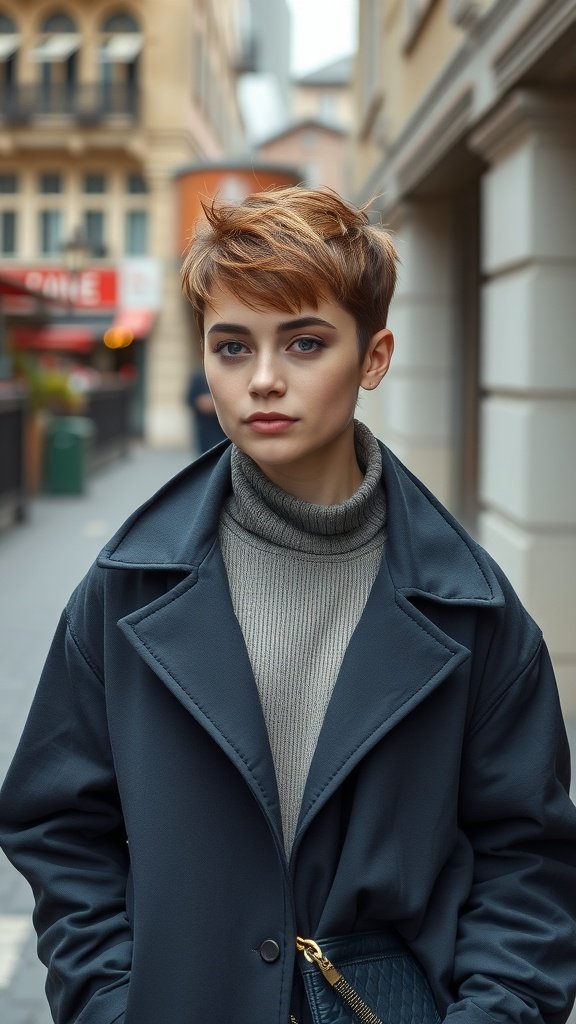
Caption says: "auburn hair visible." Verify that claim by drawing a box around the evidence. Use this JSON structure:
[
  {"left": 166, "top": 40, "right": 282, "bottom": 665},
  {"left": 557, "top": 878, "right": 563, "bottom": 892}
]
[{"left": 181, "top": 186, "right": 399, "bottom": 357}]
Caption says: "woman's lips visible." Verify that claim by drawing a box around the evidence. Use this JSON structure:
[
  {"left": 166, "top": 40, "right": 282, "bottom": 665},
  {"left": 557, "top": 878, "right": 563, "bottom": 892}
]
[{"left": 245, "top": 414, "right": 297, "bottom": 434}]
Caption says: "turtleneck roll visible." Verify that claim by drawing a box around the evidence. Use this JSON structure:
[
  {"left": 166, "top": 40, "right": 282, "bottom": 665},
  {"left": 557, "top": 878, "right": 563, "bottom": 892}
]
[{"left": 218, "top": 421, "right": 387, "bottom": 853}]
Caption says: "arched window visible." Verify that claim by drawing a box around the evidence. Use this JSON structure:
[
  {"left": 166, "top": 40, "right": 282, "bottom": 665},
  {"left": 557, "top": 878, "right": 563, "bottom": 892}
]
[
  {"left": 0, "top": 14, "right": 17, "bottom": 33},
  {"left": 40, "top": 12, "right": 78, "bottom": 33},
  {"left": 99, "top": 8, "right": 142, "bottom": 111},
  {"left": 101, "top": 12, "right": 140, "bottom": 33},
  {"left": 32, "top": 10, "right": 80, "bottom": 106}
]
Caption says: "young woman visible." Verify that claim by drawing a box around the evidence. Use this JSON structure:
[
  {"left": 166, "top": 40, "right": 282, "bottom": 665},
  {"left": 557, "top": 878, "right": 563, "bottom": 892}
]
[{"left": 1, "top": 187, "right": 575, "bottom": 1024}]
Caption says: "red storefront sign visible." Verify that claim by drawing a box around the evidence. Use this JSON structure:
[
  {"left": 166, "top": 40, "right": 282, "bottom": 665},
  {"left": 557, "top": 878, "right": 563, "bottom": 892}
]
[{"left": 4, "top": 267, "right": 118, "bottom": 310}]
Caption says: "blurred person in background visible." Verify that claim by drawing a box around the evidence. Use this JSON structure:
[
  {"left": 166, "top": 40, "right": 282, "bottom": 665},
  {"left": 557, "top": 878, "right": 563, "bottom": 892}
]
[
  {"left": 1, "top": 187, "right": 575, "bottom": 1024},
  {"left": 186, "top": 363, "right": 227, "bottom": 453}
]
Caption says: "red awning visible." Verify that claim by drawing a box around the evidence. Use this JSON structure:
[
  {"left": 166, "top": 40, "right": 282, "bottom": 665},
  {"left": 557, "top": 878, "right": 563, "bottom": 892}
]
[
  {"left": 11, "top": 324, "right": 97, "bottom": 354},
  {"left": 111, "top": 308, "right": 155, "bottom": 338},
  {"left": 0, "top": 271, "right": 61, "bottom": 303},
  {"left": 0, "top": 278, "right": 35, "bottom": 299}
]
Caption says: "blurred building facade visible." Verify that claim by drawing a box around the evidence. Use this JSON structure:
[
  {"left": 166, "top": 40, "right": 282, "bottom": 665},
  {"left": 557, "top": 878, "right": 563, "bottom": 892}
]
[
  {"left": 256, "top": 120, "right": 348, "bottom": 193},
  {"left": 352, "top": 0, "right": 576, "bottom": 711},
  {"left": 256, "top": 55, "right": 354, "bottom": 194},
  {"left": 292, "top": 56, "right": 353, "bottom": 130},
  {"left": 0, "top": 0, "right": 245, "bottom": 445},
  {"left": 236, "top": 0, "right": 291, "bottom": 143}
]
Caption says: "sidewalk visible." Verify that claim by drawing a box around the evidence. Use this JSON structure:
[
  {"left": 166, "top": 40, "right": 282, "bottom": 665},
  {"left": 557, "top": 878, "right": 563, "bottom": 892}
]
[
  {"left": 0, "top": 446, "right": 575, "bottom": 1024},
  {"left": 0, "top": 446, "right": 190, "bottom": 1024}
]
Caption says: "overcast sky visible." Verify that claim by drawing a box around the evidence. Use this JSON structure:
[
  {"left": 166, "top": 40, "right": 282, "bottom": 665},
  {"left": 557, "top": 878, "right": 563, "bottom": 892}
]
[{"left": 286, "top": 0, "right": 357, "bottom": 75}]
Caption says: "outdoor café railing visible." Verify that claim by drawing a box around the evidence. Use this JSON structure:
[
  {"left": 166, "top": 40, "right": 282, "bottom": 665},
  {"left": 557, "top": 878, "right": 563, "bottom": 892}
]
[
  {"left": 85, "top": 381, "right": 133, "bottom": 469},
  {"left": 0, "top": 386, "right": 27, "bottom": 527}
]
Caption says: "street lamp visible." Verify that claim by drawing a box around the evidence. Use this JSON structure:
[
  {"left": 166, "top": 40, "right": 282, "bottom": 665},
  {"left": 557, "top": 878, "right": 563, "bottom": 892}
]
[{"left": 62, "top": 226, "right": 91, "bottom": 309}]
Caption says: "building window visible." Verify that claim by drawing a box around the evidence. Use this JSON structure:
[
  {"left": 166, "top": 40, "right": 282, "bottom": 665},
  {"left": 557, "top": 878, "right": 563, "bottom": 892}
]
[
  {"left": 0, "top": 14, "right": 19, "bottom": 85},
  {"left": 319, "top": 93, "right": 338, "bottom": 122},
  {"left": 126, "top": 172, "right": 148, "bottom": 194},
  {"left": 0, "top": 210, "right": 17, "bottom": 254},
  {"left": 34, "top": 12, "right": 79, "bottom": 97},
  {"left": 83, "top": 210, "right": 106, "bottom": 256},
  {"left": 40, "top": 172, "right": 62, "bottom": 194},
  {"left": 125, "top": 209, "right": 148, "bottom": 255},
  {"left": 99, "top": 10, "right": 142, "bottom": 91},
  {"left": 0, "top": 173, "right": 18, "bottom": 193},
  {"left": 39, "top": 209, "right": 63, "bottom": 255},
  {"left": 101, "top": 12, "right": 140, "bottom": 33},
  {"left": 0, "top": 14, "right": 17, "bottom": 32},
  {"left": 83, "top": 172, "right": 107, "bottom": 194},
  {"left": 40, "top": 13, "right": 77, "bottom": 32}
]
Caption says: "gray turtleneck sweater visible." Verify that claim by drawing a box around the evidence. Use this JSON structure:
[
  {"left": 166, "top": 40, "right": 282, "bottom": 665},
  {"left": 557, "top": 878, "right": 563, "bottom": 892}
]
[{"left": 218, "top": 421, "right": 386, "bottom": 853}]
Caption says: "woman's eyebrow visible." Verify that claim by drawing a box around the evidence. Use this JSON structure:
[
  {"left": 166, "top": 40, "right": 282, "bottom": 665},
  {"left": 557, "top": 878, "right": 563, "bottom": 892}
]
[
  {"left": 277, "top": 317, "right": 337, "bottom": 332},
  {"left": 206, "top": 316, "right": 337, "bottom": 338},
  {"left": 206, "top": 322, "right": 251, "bottom": 337}
]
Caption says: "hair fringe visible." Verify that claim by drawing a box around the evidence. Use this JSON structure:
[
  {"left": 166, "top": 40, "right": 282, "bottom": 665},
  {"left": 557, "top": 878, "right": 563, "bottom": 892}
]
[{"left": 181, "top": 186, "right": 399, "bottom": 355}]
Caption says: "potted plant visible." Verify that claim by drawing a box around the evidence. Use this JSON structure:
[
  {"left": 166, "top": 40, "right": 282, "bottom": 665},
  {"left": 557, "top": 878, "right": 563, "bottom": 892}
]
[{"left": 11, "top": 353, "right": 86, "bottom": 493}]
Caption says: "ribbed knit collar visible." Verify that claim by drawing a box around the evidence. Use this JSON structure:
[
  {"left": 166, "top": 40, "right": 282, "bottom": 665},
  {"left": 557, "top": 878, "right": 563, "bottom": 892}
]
[{"left": 223, "top": 420, "right": 386, "bottom": 555}]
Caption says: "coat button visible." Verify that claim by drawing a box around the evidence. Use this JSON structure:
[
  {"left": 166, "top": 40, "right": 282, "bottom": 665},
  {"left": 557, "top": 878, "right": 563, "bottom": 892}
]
[{"left": 259, "top": 938, "right": 280, "bottom": 962}]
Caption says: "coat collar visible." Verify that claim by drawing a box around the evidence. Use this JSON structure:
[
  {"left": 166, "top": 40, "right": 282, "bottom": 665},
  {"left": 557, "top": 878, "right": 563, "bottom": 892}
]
[
  {"left": 98, "top": 438, "right": 503, "bottom": 609},
  {"left": 98, "top": 440, "right": 504, "bottom": 857}
]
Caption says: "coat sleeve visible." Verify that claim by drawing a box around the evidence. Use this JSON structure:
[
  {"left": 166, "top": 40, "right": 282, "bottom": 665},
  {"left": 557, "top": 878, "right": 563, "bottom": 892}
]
[
  {"left": 0, "top": 600, "right": 131, "bottom": 1024},
  {"left": 447, "top": 629, "right": 576, "bottom": 1024}
]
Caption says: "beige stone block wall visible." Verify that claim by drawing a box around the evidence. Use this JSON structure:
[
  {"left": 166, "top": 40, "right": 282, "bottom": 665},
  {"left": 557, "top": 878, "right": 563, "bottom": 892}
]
[
  {"left": 361, "top": 201, "right": 458, "bottom": 509},
  {"left": 403, "top": 2, "right": 462, "bottom": 120},
  {"left": 475, "top": 92, "right": 576, "bottom": 717}
]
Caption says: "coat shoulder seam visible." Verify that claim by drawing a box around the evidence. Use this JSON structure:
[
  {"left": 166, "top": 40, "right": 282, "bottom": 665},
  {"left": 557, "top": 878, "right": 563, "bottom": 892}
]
[
  {"left": 467, "top": 633, "right": 543, "bottom": 738},
  {"left": 390, "top": 451, "right": 498, "bottom": 602},
  {"left": 65, "top": 605, "right": 105, "bottom": 687}
]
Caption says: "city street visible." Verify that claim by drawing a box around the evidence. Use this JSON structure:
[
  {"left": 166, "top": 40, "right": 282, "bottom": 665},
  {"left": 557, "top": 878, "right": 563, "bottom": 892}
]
[
  {"left": 0, "top": 446, "right": 575, "bottom": 1024},
  {"left": 0, "top": 446, "right": 190, "bottom": 1024}
]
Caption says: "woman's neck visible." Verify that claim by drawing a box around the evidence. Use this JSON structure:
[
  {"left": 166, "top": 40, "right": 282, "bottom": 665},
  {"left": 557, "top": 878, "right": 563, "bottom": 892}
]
[
  {"left": 255, "top": 460, "right": 364, "bottom": 506},
  {"left": 251, "top": 425, "right": 364, "bottom": 506},
  {"left": 224, "top": 420, "right": 386, "bottom": 555}
]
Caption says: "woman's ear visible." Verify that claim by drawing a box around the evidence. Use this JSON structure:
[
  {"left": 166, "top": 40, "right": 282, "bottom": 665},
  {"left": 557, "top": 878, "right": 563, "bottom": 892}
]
[{"left": 360, "top": 329, "right": 394, "bottom": 391}]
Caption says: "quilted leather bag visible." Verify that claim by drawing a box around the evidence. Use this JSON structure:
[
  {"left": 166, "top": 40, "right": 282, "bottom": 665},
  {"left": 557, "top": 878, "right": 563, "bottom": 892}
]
[{"left": 296, "top": 931, "right": 441, "bottom": 1024}]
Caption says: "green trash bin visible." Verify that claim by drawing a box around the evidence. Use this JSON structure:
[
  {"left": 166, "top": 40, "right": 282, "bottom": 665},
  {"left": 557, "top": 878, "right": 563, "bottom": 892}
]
[{"left": 43, "top": 416, "right": 94, "bottom": 495}]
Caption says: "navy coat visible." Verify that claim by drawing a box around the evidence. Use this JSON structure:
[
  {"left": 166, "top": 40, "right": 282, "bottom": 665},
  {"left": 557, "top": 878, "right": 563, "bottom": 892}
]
[{"left": 1, "top": 440, "right": 576, "bottom": 1024}]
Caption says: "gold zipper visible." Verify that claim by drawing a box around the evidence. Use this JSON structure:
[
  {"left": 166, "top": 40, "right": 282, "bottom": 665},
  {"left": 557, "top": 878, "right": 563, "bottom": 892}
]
[{"left": 296, "top": 936, "right": 384, "bottom": 1024}]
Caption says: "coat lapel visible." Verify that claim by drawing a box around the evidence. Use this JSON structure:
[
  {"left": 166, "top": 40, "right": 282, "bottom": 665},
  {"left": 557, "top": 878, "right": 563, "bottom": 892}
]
[
  {"left": 101, "top": 439, "right": 504, "bottom": 859},
  {"left": 291, "top": 554, "right": 471, "bottom": 858},
  {"left": 117, "top": 540, "right": 284, "bottom": 849}
]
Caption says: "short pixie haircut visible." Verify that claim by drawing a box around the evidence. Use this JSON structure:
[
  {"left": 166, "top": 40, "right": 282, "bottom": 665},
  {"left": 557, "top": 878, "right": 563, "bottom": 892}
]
[{"left": 181, "top": 185, "right": 399, "bottom": 358}]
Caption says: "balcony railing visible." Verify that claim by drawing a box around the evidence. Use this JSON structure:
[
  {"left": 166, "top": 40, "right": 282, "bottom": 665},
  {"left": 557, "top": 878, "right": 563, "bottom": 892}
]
[{"left": 1, "top": 82, "right": 139, "bottom": 124}]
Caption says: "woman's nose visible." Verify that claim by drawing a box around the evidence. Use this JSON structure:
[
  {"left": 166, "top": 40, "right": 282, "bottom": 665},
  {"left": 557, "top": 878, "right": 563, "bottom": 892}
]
[{"left": 248, "top": 356, "right": 286, "bottom": 397}]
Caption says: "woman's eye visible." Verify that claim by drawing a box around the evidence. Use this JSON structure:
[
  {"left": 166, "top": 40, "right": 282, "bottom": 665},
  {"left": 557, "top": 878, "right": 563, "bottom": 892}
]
[
  {"left": 292, "top": 337, "right": 321, "bottom": 353},
  {"left": 218, "top": 341, "right": 247, "bottom": 356}
]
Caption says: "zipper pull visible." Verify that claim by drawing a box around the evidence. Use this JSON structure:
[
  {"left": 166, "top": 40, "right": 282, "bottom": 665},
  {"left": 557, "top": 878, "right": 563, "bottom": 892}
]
[
  {"left": 296, "top": 936, "right": 385, "bottom": 1024},
  {"left": 296, "top": 936, "right": 341, "bottom": 985}
]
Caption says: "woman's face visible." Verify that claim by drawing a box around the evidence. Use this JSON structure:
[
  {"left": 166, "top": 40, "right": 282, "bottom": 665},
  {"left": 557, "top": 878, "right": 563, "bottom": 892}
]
[{"left": 202, "top": 286, "right": 393, "bottom": 498}]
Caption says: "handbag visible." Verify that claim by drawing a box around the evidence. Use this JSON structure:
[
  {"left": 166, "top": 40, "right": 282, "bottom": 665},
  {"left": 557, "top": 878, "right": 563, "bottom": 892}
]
[{"left": 292, "top": 931, "right": 441, "bottom": 1024}]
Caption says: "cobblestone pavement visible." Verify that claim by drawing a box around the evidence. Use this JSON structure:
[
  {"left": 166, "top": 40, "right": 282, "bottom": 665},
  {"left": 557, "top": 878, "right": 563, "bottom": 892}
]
[{"left": 0, "top": 446, "right": 575, "bottom": 1024}]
